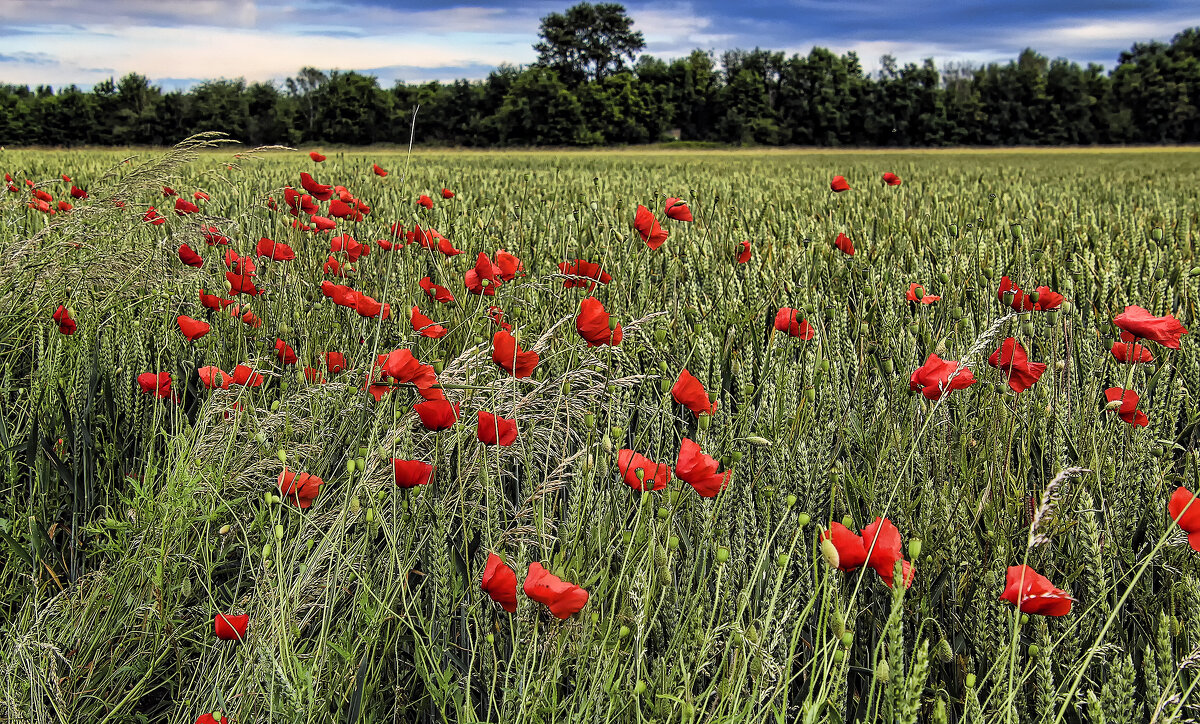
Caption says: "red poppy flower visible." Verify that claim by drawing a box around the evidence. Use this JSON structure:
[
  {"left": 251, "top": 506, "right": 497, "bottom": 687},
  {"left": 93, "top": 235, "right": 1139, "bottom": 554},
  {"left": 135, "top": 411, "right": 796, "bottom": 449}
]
[
  {"left": 137, "top": 372, "right": 173, "bottom": 399},
  {"left": 441, "top": 188, "right": 454, "bottom": 199},
  {"left": 634, "top": 205, "right": 669, "bottom": 249},
  {"left": 328, "top": 198, "right": 355, "bottom": 220},
  {"left": 909, "top": 353, "right": 976, "bottom": 400},
  {"left": 882, "top": 172, "right": 902, "bottom": 186},
  {"left": 834, "top": 232, "right": 855, "bottom": 256},
  {"left": 303, "top": 367, "right": 325, "bottom": 384},
  {"left": 177, "top": 315, "right": 211, "bottom": 341},
  {"left": 197, "top": 366, "right": 231, "bottom": 390},
  {"left": 410, "top": 306, "right": 447, "bottom": 338},
  {"left": 366, "top": 162, "right": 386, "bottom": 177},
  {"left": 322, "top": 256, "right": 347, "bottom": 277},
  {"left": 309, "top": 150, "right": 326, "bottom": 163},
  {"left": 559, "top": 259, "right": 612, "bottom": 290},
  {"left": 178, "top": 243, "right": 204, "bottom": 268},
  {"left": 28, "top": 199, "right": 53, "bottom": 213},
  {"left": 664, "top": 197, "right": 693, "bottom": 222},
  {"left": 331, "top": 234, "right": 369, "bottom": 261},
  {"left": 162, "top": 186, "right": 177, "bottom": 197},
  {"left": 256, "top": 237, "right": 295, "bottom": 261},
  {"left": 675, "top": 438, "right": 730, "bottom": 497},
  {"left": 487, "top": 306, "right": 511, "bottom": 332},
  {"left": 773, "top": 308, "right": 814, "bottom": 339},
  {"left": 523, "top": 562, "right": 588, "bottom": 619},
  {"left": 381, "top": 348, "right": 438, "bottom": 390},
  {"left": 193, "top": 190, "right": 209, "bottom": 202},
  {"left": 996, "top": 276, "right": 1064, "bottom": 312},
  {"left": 143, "top": 207, "right": 165, "bottom": 225},
  {"left": 311, "top": 215, "right": 337, "bottom": 232},
  {"left": 1000, "top": 565, "right": 1072, "bottom": 616},
  {"left": 52, "top": 305, "right": 76, "bottom": 335},
  {"left": 174, "top": 198, "right": 199, "bottom": 215},
  {"left": 1167, "top": 486, "right": 1200, "bottom": 552},
  {"left": 617, "top": 448, "right": 672, "bottom": 491},
  {"left": 417, "top": 194, "right": 434, "bottom": 209},
  {"left": 355, "top": 293, "right": 390, "bottom": 320},
  {"left": 465, "top": 252, "right": 502, "bottom": 296},
  {"left": 226, "top": 271, "right": 262, "bottom": 296},
  {"left": 419, "top": 276, "right": 455, "bottom": 304},
  {"left": 214, "top": 613, "right": 249, "bottom": 641},
  {"left": 231, "top": 364, "right": 263, "bottom": 387},
  {"left": 495, "top": 249, "right": 524, "bottom": 280},
  {"left": 477, "top": 411, "right": 518, "bottom": 446},
  {"left": 672, "top": 369, "right": 717, "bottom": 416},
  {"left": 299, "top": 172, "right": 333, "bottom": 201},
  {"left": 391, "top": 458, "right": 433, "bottom": 489},
  {"left": 57, "top": 200, "right": 73, "bottom": 213},
  {"left": 69, "top": 185, "right": 88, "bottom": 199},
  {"left": 201, "top": 226, "right": 229, "bottom": 246},
  {"left": 275, "top": 339, "right": 297, "bottom": 366},
  {"left": 861, "top": 517, "right": 914, "bottom": 589},
  {"left": 736, "top": 240, "right": 751, "bottom": 264},
  {"left": 821, "top": 522, "right": 868, "bottom": 572},
  {"left": 481, "top": 552, "right": 517, "bottom": 612},
  {"left": 987, "top": 338, "right": 1046, "bottom": 394},
  {"left": 906, "top": 283, "right": 940, "bottom": 304},
  {"left": 278, "top": 469, "right": 322, "bottom": 508},
  {"left": 1111, "top": 335, "right": 1154, "bottom": 364},
  {"left": 200, "top": 290, "right": 233, "bottom": 310},
  {"left": 1104, "top": 387, "right": 1148, "bottom": 427},
  {"left": 1112, "top": 305, "right": 1188, "bottom": 350},
  {"left": 830, "top": 176, "right": 851, "bottom": 192},
  {"left": 230, "top": 304, "right": 261, "bottom": 328},
  {"left": 492, "top": 330, "right": 538, "bottom": 378},
  {"left": 195, "top": 713, "right": 228, "bottom": 724},
  {"left": 575, "top": 297, "right": 622, "bottom": 346},
  {"left": 32, "top": 188, "right": 53, "bottom": 203},
  {"left": 413, "top": 399, "right": 459, "bottom": 430}
]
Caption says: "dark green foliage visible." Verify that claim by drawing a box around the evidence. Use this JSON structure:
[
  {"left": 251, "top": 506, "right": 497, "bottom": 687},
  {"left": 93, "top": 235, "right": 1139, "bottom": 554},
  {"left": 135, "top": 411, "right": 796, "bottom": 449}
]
[{"left": 2, "top": 28, "right": 1200, "bottom": 148}]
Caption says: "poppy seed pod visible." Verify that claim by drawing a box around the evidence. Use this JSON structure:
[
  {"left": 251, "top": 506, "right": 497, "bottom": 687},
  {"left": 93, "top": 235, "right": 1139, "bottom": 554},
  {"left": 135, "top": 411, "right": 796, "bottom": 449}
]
[
  {"left": 1151, "top": 227, "right": 1163, "bottom": 242},
  {"left": 948, "top": 224, "right": 959, "bottom": 238}
]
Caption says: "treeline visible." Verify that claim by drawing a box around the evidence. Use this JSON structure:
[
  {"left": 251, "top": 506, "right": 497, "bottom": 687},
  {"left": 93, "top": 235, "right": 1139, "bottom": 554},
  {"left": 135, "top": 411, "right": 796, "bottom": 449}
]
[{"left": 2, "top": 28, "right": 1199, "bottom": 147}]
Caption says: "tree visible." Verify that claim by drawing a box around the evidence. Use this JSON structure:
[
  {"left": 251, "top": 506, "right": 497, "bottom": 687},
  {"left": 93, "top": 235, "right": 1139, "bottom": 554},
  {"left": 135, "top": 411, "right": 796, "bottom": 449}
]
[{"left": 534, "top": 2, "right": 645, "bottom": 84}]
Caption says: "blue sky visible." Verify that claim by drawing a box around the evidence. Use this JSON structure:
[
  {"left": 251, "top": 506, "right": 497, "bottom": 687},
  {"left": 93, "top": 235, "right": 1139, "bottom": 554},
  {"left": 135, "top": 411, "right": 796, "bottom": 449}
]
[{"left": 1, "top": 0, "right": 1197, "bottom": 90}]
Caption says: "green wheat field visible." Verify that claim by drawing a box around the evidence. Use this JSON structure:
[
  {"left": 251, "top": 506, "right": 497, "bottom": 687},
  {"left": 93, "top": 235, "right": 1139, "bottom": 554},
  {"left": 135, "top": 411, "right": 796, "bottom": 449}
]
[{"left": 2, "top": 138, "right": 1199, "bottom": 723}]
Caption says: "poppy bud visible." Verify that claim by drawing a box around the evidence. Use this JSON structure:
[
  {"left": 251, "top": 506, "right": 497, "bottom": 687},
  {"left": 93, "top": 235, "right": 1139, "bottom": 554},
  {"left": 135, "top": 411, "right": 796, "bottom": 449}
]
[
  {"left": 349, "top": 497, "right": 361, "bottom": 514},
  {"left": 716, "top": 546, "right": 729, "bottom": 563},
  {"left": 634, "top": 680, "right": 646, "bottom": 695},
  {"left": 365, "top": 507, "right": 375, "bottom": 523},
  {"left": 277, "top": 449, "right": 286, "bottom": 463},
  {"left": 841, "top": 514, "right": 853, "bottom": 528},
  {"left": 874, "top": 659, "right": 891, "bottom": 683},
  {"left": 720, "top": 454, "right": 732, "bottom": 467},
  {"left": 935, "top": 637, "right": 953, "bottom": 662},
  {"left": 1027, "top": 643, "right": 1039, "bottom": 657},
  {"left": 820, "top": 535, "right": 840, "bottom": 569},
  {"left": 654, "top": 328, "right": 667, "bottom": 344},
  {"left": 908, "top": 539, "right": 922, "bottom": 559},
  {"left": 798, "top": 512, "right": 811, "bottom": 526},
  {"left": 948, "top": 224, "right": 958, "bottom": 238},
  {"left": 610, "top": 426, "right": 624, "bottom": 439},
  {"left": 585, "top": 413, "right": 595, "bottom": 427},
  {"left": 219, "top": 524, "right": 231, "bottom": 535},
  {"left": 1153, "top": 267, "right": 1165, "bottom": 281},
  {"left": 657, "top": 507, "right": 669, "bottom": 519},
  {"left": 840, "top": 631, "right": 853, "bottom": 648},
  {"left": 667, "top": 535, "right": 679, "bottom": 551},
  {"left": 731, "top": 451, "right": 743, "bottom": 463},
  {"left": 274, "top": 524, "right": 284, "bottom": 540},
  {"left": 833, "top": 649, "right": 844, "bottom": 663},
  {"left": 965, "top": 673, "right": 976, "bottom": 688},
  {"left": 804, "top": 387, "right": 816, "bottom": 403},
  {"left": 776, "top": 553, "right": 789, "bottom": 567},
  {"left": 1020, "top": 613, "right": 1029, "bottom": 625},
  {"left": 262, "top": 543, "right": 272, "bottom": 558},
  {"left": 698, "top": 415, "right": 711, "bottom": 430},
  {"left": 1010, "top": 223, "right": 1022, "bottom": 240},
  {"left": 346, "top": 459, "right": 356, "bottom": 475},
  {"left": 433, "top": 360, "right": 444, "bottom": 373},
  {"left": 1151, "top": 227, "right": 1163, "bottom": 242}
]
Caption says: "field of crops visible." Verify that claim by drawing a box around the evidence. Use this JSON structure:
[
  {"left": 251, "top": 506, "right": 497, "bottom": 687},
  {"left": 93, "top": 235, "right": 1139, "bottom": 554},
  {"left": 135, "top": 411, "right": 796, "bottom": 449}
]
[{"left": 2, "top": 138, "right": 1199, "bottom": 723}]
